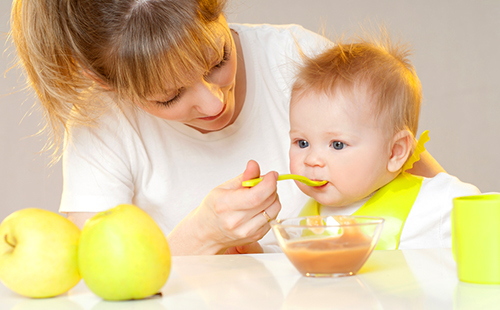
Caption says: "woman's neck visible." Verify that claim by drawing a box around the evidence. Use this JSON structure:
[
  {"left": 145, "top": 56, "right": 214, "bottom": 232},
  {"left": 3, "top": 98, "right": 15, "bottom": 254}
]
[{"left": 228, "top": 29, "right": 246, "bottom": 128}]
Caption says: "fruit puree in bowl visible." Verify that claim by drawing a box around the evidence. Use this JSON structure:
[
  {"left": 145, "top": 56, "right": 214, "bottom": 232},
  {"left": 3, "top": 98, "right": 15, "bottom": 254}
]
[{"left": 271, "top": 215, "right": 384, "bottom": 277}]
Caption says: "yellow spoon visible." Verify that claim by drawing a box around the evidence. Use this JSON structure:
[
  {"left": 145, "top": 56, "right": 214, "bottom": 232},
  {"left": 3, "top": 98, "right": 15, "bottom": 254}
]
[{"left": 242, "top": 174, "right": 328, "bottom": 187}]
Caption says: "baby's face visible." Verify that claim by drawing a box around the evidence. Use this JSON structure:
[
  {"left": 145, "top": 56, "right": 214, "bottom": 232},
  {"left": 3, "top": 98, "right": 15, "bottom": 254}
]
[{"left": 289, "top": 89, "right": 395, "bottom": 207}]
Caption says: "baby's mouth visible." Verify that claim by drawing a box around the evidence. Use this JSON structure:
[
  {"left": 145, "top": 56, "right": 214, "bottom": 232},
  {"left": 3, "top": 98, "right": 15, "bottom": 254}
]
[{"left": 311, "top": 179, "right": 329, "bottom": 188}]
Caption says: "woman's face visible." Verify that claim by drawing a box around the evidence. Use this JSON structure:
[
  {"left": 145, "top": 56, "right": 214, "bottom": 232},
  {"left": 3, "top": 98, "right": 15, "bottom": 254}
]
[{"left": 137, "top": 16, "right": 239, "bottom": 133}]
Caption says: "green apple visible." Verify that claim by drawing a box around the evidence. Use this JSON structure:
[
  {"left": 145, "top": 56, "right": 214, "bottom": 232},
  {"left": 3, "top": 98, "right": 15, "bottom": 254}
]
[
  {"left": 78, "top": 204, "right": 171, "bottom": 301},
  {"left": 0, "top": 208, "right": 81, "bottom": 298}
]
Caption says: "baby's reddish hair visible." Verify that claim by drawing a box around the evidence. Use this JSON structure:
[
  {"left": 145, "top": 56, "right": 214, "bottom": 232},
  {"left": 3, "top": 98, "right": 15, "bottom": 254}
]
[{"left": 292, "top": 29, "right": 422, "bottom": 136}]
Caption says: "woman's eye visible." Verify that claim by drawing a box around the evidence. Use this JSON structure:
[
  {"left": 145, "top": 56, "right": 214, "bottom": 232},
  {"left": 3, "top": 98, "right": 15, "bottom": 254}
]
[
  {"left": 156, "top": 96, "right": 178, "bottom": 107},
  {"left": 212, "top": 46, "right": 230, "bottom": 70},
  {"left": 213, "top": 55, "right": 228, "bottom": 69},
  {"left": 204, "top": 46, "right": 230, "bottom": 79},
  {"left": 331, "top": 141, "right": 345, "bottom": 150},
  {"left": 156, "top": 88, "right": 183, "bottom": 107},
  {"left": 298, "top": 140, "right": 309, "bottom": 148}
]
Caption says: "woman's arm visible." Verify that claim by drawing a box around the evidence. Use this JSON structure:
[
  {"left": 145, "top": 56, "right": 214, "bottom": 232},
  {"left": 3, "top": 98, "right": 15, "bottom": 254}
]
[
  {"left": 406, "top": 150, "right": 446, "bottom": 178},
  {"left": 63, "top": 160, "right": 279, "bottom": 255}
]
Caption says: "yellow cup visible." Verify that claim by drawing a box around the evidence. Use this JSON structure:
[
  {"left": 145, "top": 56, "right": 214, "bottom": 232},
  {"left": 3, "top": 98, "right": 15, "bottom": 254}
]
[{"left": 452, "top": 194, "right": 500, "bottom": 284}]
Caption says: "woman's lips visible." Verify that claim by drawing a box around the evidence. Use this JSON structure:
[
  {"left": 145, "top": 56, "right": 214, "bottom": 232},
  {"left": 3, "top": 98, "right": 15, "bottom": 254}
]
[{"left": 198, "top": 104, "right": 227, "bottom": 121}]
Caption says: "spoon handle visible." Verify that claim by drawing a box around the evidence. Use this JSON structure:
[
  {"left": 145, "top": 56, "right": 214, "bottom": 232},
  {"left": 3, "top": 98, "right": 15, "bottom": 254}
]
[
  {"left": 242, "top": 177, "right": 264, "bottom": 187},
  {"left": 242, "top": 174, "right": 326, "bottom": 187}
]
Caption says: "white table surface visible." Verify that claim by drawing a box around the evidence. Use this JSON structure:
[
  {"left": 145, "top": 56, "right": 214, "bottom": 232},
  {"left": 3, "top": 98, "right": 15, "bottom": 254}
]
[{"left": 1, "top": 248, "right": 500, "bottom": 309}]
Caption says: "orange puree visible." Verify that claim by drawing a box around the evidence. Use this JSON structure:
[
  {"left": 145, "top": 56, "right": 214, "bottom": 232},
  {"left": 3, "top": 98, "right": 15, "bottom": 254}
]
[{"left": 284, "top": 216, "right": 373, "bottom": 276}]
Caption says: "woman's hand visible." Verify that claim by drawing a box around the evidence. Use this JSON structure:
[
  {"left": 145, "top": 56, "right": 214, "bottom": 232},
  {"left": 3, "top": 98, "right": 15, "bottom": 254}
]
[
  {"left": 167, "top": 160, "right": 281, "bottom": 255},
  {"left": 224, "top": 242, "right": 264, "bottom": 254}
]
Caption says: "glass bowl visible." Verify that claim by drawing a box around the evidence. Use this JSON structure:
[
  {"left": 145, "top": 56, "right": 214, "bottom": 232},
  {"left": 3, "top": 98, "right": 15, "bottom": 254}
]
[{"left": 271, "top": 215, "right": 384, "bottom": 277}]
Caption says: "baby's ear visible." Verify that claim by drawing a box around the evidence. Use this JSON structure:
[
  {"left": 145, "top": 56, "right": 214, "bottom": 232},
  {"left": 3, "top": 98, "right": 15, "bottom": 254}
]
[{"left": 387, "top": 130, "right": 413, "bottom": 173}]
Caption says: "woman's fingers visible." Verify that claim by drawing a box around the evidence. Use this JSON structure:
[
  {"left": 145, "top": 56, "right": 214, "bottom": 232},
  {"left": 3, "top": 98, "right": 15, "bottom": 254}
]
[
  {"left": 262, "top": 195, "right": 281, "bottom": 222},
  {"left": 220, "top": 159, "right": 261, "bottom": 190},
  {"left": 229, "top": 193, "right": 281, "bottom": 242},
  {"left": 224, "top": 242, "right": 264, "bottom": 254},
  {"left": 240, "top": 170, "right": 278, "bottom": 209},
  {"left": 217, "top": 169, "right": 278, "bottom": 214},
  {"left": 210, "top": 172, "right": 279, "bottom": 239},
  {"left": 196, "top": 160, "right": 282, "bottom": 253},
  {"left": 242, "top": 159, "right": 261, "bottom": 182}
]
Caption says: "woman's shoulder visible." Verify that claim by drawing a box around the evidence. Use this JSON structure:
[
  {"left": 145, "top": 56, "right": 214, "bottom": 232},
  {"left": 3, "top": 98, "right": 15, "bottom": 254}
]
[
  {"left": 230, "top": 23, "right": 331, "bottom": 54},
  {"left": 230, "top": 23, "right": 310, "bottom": 35},
  {"left": 66, "top": 93, "right": 151, "bottom": 140}
]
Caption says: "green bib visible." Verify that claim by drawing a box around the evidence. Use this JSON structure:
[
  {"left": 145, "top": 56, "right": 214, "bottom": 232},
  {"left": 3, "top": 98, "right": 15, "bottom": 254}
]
[{"left": 298, "top": 172, "right": 423, "bottom": 250}]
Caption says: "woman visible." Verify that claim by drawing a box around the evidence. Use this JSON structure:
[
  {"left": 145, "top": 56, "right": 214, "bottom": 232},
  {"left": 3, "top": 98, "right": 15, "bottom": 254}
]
[{"left": 11, "top": 0, "right": 443, "bottom": 255}]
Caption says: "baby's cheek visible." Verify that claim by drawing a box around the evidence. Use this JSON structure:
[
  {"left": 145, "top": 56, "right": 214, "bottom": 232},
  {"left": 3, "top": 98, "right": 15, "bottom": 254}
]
[
  {"left": 295, "top": 182, "right": 311, "bottom": 197},
  {"left": 288, "top": 155, "right": 300, "bottom": 174},
  {"left": 337, "top": 171, "right": 373, "bottom": 199}
]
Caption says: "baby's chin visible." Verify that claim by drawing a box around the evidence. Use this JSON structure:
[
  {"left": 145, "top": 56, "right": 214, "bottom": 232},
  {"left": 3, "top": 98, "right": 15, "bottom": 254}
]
[
  {"left": 303, "top": 193, "right": 333, "bottom": 207},
  {"left": 312, "top": 195, "right": 357, "bottom": 208},
  {"left": 297, "top": 184, "right": 358, "bottom": 207},
  {"left": 316, "top": 199, "right": 345, "bottom": 207}
]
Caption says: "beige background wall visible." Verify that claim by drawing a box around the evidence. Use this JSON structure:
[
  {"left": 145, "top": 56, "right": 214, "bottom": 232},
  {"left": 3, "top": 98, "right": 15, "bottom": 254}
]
[{"left": 1, "top": 0, "right": 499, "bottom": 222}]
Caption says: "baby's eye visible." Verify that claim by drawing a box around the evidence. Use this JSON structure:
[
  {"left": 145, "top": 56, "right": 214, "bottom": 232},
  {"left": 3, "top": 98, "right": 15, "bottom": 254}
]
[
  {"left": 331, "top": 141, "right": 345, "bottom": 150},
  {"left": 298, "top": 140, "right": 309, "bottom": 148}
]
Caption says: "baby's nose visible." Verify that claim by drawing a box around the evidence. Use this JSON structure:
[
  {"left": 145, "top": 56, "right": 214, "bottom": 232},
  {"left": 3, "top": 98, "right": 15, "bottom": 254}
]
[{"left": 304, "top": 151, "right": 325, "bottom": 168}]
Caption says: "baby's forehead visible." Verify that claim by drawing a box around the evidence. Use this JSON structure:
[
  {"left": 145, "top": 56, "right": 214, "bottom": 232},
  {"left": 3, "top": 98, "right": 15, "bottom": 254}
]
[
  {"left": 292, "top": 83, "right": 378, "bottom": 110},
  {"left": 291, "top": 86, "right": 392, "bottom": 128}
]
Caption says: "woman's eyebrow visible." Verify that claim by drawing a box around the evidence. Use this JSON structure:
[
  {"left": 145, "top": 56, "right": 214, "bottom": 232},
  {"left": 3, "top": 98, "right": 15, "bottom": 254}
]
[{"left": 208, "top": 36, "right": 228, "bottom": 65}]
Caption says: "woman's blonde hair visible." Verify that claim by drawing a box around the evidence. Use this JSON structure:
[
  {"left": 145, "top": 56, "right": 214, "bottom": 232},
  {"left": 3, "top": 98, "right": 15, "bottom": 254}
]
[
  {"left": 11, "top": 0, "right": 227, "bottom": 162},
  {"left": 292, "top": 28, "right": 422, "bottom": 137}
]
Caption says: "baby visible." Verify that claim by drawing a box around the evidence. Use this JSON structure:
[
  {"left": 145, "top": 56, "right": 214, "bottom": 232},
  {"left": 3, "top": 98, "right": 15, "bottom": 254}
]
[{"left": 288, "top": 31, "right": 480, "bottom": 250}]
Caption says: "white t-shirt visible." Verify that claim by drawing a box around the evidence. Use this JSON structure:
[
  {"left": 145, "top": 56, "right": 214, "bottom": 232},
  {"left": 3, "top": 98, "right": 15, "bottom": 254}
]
[
  {"left": 59, "top": 23, "right": 331, "bottom": 247},
  {"left": 320, "top": 173, "right": 481, "bottom": 249}
]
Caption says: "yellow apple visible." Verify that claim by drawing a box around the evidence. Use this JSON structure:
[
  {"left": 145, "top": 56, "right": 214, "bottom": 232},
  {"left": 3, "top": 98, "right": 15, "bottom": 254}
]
[
  {"left": 78, "top": 204, "right": 171, "bottom": 301},
  {"left": 0, "top": 208, "right": 81, "bottom": 298}
]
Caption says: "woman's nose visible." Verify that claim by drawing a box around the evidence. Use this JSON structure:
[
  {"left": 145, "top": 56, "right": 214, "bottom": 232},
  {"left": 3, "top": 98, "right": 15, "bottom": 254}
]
[{"left": 192, "top": 80, "right": 224, "bottom": 115}]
